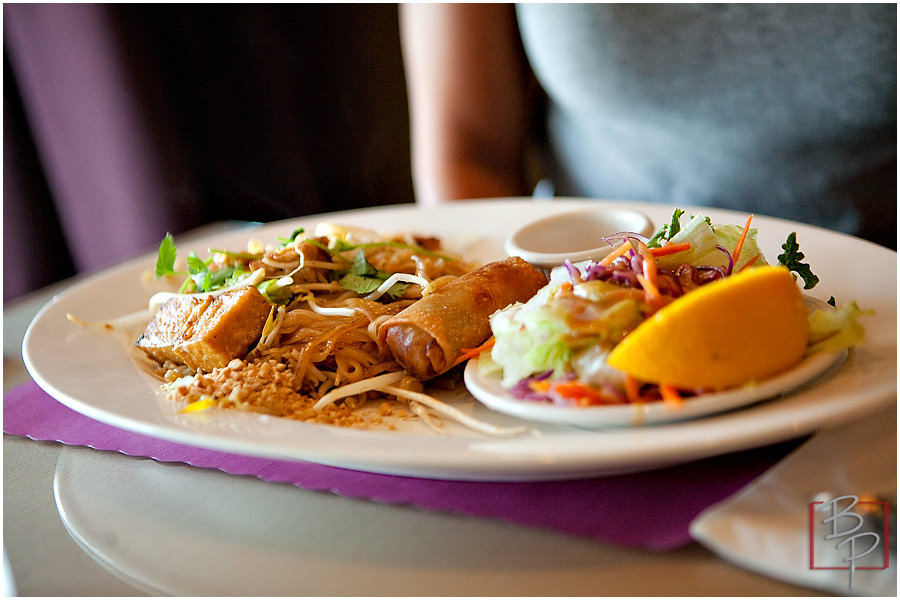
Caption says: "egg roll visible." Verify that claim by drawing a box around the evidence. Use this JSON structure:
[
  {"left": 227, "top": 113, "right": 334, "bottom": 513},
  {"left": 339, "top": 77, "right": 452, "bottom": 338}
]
[{"left": 380, "top": 256, "right": 547, "bottom": 379}]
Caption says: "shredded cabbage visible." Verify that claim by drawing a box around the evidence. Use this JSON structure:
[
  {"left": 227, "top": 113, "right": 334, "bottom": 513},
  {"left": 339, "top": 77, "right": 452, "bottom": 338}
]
[
  {"left": 490, "top": 300, "right": 572, "bottom": 387},
  {"left": 655, "top": 212, "right": 767, "bottom": 271},
  {"left": 489, "top": 281, "right": 644, "bottom": 388}
]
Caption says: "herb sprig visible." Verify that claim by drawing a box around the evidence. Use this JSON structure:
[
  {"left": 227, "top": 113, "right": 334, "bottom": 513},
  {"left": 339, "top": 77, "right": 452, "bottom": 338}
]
[
  {"left": 154, "top": 232, "right": 249, "bottom": 293},
  {"left": 777, "top": 232, "right": 819, "bottom": 289},
  {"left": 336, "top": 251, "right": 408, "bottom": 298},
  {"left": 646, "top": 208, "right": 685, "bottom": 248},
  {"left": 155, "top": 233, "right": 181, "bottom": 278},
  {"left": 153, "top": 228, "right": 439, "bottom": 300}
]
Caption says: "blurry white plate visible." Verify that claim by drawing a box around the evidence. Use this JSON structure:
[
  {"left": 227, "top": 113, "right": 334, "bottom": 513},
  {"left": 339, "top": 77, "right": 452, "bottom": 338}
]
[
  {"left": 23, "top": 199, "right": 897, "bottom": 480},
  {"left": 464, "top": 349, "right": 846, "bottom": 428}
]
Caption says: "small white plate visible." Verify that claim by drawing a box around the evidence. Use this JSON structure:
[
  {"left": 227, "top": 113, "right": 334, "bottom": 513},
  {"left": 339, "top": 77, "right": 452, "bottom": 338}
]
[
  {"left": 504, "top": 206, "right": 654, "bottom": 268},
  {"left": 464, "top": 349, "right": 847, "bottom": 428}
]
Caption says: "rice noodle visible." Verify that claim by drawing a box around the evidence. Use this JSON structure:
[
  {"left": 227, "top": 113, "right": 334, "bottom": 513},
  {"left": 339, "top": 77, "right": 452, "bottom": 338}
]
[
  {"left": 381, "top": 385, "right": 532, "bottom": 437},
  {"left": 143, "top": 226, "right": 521, "bottom": 436}
]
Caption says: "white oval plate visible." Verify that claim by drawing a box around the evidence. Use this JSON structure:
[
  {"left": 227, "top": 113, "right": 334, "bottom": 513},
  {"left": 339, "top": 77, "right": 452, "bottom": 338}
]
[
  {"left": 22, "top": 199, "right": 897, "bottom": 480},
  {"left": 464, "top": 349, "right": 847, "bottom": 428}
]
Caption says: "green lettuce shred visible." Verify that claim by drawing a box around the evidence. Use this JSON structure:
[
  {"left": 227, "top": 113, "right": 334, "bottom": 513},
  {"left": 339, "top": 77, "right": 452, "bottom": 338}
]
[
  {"left": 490, "top": 300, "right": 573, "bottom": 387},
  {"left": 653, "top": 212, "right": 767, "bottom": 271},
  {"left": 807, "top": 301, "right": 871, "bottom": 355}
]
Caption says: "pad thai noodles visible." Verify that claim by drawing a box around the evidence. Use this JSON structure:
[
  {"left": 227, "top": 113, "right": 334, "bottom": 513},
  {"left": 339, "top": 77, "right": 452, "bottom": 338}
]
[{"left": 132, "top": 223, "right": 542, "bottom": 435}]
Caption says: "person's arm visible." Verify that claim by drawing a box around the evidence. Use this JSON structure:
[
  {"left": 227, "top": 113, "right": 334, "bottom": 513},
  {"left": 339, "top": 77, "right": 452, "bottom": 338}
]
[{"left": 400, "top": 3, "right": 532, "bottom": 207}]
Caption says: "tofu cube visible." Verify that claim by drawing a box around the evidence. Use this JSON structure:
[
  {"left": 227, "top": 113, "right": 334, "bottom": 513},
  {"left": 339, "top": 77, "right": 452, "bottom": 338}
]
[{"left": 136, "top": 286, "right": 271, "bottom": 371}]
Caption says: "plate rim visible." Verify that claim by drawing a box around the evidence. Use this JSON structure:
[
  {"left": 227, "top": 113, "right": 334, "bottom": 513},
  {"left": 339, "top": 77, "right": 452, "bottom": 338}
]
[
  {"left": 21, "top": 198, "right": 898, "bottom": 480},
  {"left": 463, "top": 347, "right": 848, "bottom": 428}
]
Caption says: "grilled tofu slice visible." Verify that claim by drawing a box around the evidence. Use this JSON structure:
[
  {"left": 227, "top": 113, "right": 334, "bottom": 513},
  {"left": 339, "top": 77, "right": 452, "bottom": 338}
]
[
  {"left": 135, "top": 294, "right": 213, "bottom": 366},
  {"left": 136, "top": 286, "right": 271, "bottom": 371}
]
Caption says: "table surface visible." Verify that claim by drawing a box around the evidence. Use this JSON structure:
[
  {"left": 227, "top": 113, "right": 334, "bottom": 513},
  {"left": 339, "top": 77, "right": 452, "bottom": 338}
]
[{"left": 1, "top": 276, "right": 829, "bottom": 597}]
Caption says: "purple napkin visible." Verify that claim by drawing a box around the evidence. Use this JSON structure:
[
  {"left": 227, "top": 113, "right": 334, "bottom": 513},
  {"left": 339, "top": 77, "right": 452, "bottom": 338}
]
[{"left": 3, "top": 381, "right": 799, "bottom": 550}]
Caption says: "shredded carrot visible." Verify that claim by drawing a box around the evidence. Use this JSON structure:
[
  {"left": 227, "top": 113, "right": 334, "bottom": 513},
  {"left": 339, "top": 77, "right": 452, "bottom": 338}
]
[
  {"left": 636, "top": 273, "right": 662, "bottom": 307},
  {"left": 598, "top": 240, "right": 632, "bottom": 266},
  {"left": 731, "top": 214, "right": 754, "bottom": 269},
  {"left": 739, "top": 254, "right": 761, "bottom": 271},
  {"left": 528, "top": 380, "right": 551, "bottom": 393},
  {"left": 659, "top": 384, "right": 684, "bottom": 408},
  {"left": 624, "top": 374, "right": 642, "bottom": 404},
  {"left": 452, "top": 337, "right": 496, "bottom": 366},
  {"left": 551, "top": 381, "right": 606, "bottom": 406},
  {"left": 636, "top": 241, "right": 658, "bottom": 289},
  {"left": 634, "top": 240, "right": 665, "bottom": 308},
  {"left": 648, "top": 241, "right": 691, "bottom": 257},
  {"left": 637, "top": 241, "right": 657, "bottom": 282}
]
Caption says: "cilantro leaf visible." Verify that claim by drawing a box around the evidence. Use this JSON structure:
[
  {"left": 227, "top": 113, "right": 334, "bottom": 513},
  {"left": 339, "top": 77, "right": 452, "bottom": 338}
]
[
  {"left": 186, "top": 251, "right": 211, "bottom": 292},
  {"left": 383, "top": 281, "right": 409, "bottom": 298},
  {"left": 185, "top": 252, "right": 244, "bottom": 293},
  {"left": 338, "top": 273, "right": 409, "bottom": 298},
  {"left": 155, "top": 233, "right": 179, "bottom": 278},
  {"left": 185, "top": 251, "right": 207, "bottom": 273},
  {"left": 336, "top": 251, "right": 409, "bottom": 298},
  {"left": 777, "top": 232, "right": 819, "bottom": 289},
  {"left": 646, "top": 208, "right": 684, "bottom": 248},
  {"left": 338, "top": 273, "right": 384, "bottom": 295},
  {"left": 350, "top": 251, "right": 377, "bottom": 276},
  {"left": 154, "top": 232, "right": 260, "bottom": 293}
]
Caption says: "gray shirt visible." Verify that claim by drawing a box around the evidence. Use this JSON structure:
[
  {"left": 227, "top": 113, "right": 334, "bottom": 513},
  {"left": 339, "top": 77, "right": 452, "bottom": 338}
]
[{"left": 517, "top": 3, "right": 896, "bottom": 247}]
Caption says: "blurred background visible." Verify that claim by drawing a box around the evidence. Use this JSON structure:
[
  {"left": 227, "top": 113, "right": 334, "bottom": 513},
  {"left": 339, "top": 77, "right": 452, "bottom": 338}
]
[
  {"left": 6, "top": 4, "right": 896, "bottom": 305},
  {"left": 4, "top": 4, "right": 414, "bottom": 302}
]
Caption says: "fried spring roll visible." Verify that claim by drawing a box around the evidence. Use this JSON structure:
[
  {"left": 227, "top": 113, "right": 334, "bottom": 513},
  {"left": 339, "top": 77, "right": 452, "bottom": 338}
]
[{"left": 380, "top": 256, "right": 547, "bottom": 379}]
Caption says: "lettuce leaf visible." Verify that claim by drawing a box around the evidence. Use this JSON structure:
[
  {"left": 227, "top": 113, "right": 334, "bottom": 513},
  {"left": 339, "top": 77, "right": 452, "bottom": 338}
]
[
  {"left": 490, "top": 301, "right": 572, "bottom": 387},
  {"left": 807, "top": 301, "right": 871, "bottom": 354},
  {"left": 654, "top": 212, "right": 767, "bottom": 271},
  {"left": 489, "top": 283, "right": 643, "bottom": 388}
]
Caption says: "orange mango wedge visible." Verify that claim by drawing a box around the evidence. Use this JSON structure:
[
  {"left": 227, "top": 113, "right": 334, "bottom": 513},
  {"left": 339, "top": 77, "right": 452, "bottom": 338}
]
[{"left": 606, "top": 266, "right": 809, "bottom": 390}]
